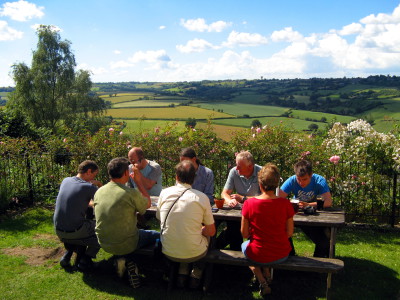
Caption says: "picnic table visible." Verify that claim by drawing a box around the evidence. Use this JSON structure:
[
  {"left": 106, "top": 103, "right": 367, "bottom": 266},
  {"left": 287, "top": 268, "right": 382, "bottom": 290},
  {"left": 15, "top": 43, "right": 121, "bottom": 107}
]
[
  {"left": 145, "top": 197, "right": 345, "bottom": 299},
  {"left": 146, "top": 197, "right": 345, "bottom": 258}
]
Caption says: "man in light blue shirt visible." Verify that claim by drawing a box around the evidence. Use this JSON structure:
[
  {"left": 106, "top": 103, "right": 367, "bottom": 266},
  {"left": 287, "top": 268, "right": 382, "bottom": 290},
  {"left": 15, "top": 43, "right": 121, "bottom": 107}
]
[{"left": 219, "top": 151, "right": 262, "bottom": 250}]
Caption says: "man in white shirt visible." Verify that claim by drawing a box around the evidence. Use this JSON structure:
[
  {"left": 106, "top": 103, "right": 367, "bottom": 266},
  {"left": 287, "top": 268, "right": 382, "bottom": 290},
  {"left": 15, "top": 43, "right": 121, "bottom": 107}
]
[{"left": 157, "top": 160, "right": 216, "bottom": 289}]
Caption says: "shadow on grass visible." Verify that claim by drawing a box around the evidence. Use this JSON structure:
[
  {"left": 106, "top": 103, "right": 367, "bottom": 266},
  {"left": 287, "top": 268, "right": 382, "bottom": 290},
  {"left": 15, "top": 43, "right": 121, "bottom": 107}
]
[
  {"left": 79, "top": 254, "right": 400, "bottom": 300},
  {"left": 334, "top": 256, "right": 400, "bottom": 300}
]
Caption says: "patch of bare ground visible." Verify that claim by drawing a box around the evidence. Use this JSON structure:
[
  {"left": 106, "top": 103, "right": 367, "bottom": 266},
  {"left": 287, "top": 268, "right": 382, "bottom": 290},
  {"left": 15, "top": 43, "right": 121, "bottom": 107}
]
[{"left": 1, "top": 233, "right": 64, "bottom": 266}]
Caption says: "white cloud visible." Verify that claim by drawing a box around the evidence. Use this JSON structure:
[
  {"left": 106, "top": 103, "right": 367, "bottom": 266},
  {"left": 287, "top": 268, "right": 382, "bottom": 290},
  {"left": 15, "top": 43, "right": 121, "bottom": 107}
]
[
  {"left": 180, "top": 18, "right": 231, "bottom": 32},
  {"left": 222, "top": 30, "right": 268, "bottom": 47},
  {"left": 360, "top": 4, "right": 400, "bottom": 24},
  {"left": 128, "top": 49, "right": 172, "bottom": 69},
  {"left": 176, "top": 38, "right": 216, "bottom": 53},
  {"left": 113, "top": 50, "right": 121, "bottom": 55},
  {"left": 77, "top": 63, "right": 107, "bottom": 75},
  {"left": 0, "top": 0, "right": 44, "bottom": 22},
  {"left": 271, "top": 27, "right": 303, "bottom": 42},
  {"left": 338, "top": 23, "right": 363, "bottom": 35},
  {"left": 110, "top": 60, "right": 133, "bottom": 69},
  {"left": 159, "top": 25, "right": 166, "bottom": 30},
  {"left": 0, "top": 20, "right": 23, "bottom": 41}
]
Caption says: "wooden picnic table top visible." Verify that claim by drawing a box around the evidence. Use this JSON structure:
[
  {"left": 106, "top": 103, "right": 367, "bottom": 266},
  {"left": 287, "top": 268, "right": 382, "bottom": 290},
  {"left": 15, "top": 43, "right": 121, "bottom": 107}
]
[{"left": 146, "top": 197, "right": 345, "bottom": 228}]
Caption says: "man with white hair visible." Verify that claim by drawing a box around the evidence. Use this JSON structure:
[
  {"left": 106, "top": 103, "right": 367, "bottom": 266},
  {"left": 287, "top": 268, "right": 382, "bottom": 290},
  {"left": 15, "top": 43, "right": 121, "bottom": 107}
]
[{"left": 219, "top": 151, "right": 262, "bottom": 250}]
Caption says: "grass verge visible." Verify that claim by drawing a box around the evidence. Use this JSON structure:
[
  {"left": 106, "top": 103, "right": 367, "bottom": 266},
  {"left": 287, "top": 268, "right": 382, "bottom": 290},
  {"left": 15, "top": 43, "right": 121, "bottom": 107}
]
[{"left": 0, "top": 206, "right": 399, "bottom": 300}]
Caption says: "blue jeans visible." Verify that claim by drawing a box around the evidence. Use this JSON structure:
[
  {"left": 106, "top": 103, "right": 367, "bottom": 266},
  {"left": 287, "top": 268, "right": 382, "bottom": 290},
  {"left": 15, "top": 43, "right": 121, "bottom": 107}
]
[
  {"left": 137, "top": 229, "right": 160, "bottom": 249},
  {"left": 241, "top": 240, "right": 288, "bottom": 266}
]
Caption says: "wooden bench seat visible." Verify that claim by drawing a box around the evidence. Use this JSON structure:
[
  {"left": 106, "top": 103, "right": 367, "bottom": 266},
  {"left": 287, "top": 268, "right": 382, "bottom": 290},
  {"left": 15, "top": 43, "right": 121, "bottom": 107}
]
[{"left": 202, "top": 249, "right": 344, "bottom": 299}]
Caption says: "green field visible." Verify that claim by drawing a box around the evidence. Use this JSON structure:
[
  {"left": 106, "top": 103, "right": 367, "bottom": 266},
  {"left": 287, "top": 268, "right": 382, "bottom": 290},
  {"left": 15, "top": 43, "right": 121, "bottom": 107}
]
[
  {"left": 199, "top": 103, "right": 287, "bottom": 117},
  {"left": 107, "top": 106, "right": 234, "bottom": 119},
  {"left": 113, "top": 99, "right": 191, "bottom": 108}
]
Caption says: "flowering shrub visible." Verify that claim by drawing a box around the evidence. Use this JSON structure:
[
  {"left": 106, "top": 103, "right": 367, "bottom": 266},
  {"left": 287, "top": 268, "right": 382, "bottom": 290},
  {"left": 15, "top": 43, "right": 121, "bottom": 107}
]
[
  {"left": 322, "top": 119, "right": 400, "bottom": 217},
  {"left": 0, "top": 119, "right": 398, "bottom": 223}
]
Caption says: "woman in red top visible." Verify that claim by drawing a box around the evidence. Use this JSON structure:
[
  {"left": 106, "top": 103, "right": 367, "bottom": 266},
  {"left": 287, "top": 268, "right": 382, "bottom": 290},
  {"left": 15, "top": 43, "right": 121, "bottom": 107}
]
[{"left": 241, "top": 163, "right": 294, "bottom": 296}]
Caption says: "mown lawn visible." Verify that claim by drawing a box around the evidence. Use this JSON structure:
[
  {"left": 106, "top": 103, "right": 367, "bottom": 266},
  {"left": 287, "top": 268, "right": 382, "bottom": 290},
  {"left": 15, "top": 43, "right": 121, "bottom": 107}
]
[{"left": 0, "top": 207, "right": 399, "bottom": 300}]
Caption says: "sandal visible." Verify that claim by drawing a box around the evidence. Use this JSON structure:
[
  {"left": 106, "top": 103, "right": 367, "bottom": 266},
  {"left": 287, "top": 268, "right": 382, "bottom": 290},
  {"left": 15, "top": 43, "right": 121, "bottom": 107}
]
[{"left": 259, "top": 281, "right": 271, "bottom": 296}]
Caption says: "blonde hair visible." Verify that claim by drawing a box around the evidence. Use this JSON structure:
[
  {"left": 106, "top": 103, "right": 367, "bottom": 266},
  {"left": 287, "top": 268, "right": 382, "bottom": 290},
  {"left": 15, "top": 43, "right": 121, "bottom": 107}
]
[{"left": 258, "top": 163, "right": 280, "bottom": 192}]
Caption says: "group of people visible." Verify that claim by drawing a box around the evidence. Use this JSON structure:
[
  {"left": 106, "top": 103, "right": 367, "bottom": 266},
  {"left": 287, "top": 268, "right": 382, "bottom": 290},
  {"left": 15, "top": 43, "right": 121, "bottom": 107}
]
[{"left": 53, "top": 147, "right": 333, "bottom": 296}]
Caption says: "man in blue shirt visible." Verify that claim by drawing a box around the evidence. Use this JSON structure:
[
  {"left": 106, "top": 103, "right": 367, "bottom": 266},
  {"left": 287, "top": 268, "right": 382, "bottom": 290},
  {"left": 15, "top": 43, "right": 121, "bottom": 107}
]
[
  {"left": 180, "top": 147, "right": 214, "bottom": 204},
  {"left": 279, "top": 160, "right": 333, "bottom": 257}
]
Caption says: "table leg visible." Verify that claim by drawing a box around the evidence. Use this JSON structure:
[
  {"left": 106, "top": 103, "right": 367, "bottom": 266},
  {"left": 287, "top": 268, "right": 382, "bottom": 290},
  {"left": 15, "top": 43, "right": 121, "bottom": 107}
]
[{"left": 329, "top": 227, "right": 337, "bottom": 258}]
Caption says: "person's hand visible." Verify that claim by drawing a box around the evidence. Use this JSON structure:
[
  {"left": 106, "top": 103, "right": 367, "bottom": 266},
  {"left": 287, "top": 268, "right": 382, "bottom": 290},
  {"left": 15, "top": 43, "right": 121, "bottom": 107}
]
[
  {"left": 90, "top": 180, "right": 102, "bottom": 188},
  {"left": 299, "top": 201, "right": 308, "bottom": 209},
  {"left": 230, "top": 193, "right": 242, "bottom": 201},
  {"left": 228, "top": 199, "right": 239, "bottom": 208},
  {"left": 130, "top": 165, "right": 143, "bottom": 183}
]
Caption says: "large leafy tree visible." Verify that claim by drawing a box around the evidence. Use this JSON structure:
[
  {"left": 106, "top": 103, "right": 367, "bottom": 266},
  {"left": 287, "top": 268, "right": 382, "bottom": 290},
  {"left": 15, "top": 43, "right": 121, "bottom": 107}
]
[{"left": 8, "top": 25, "right": 109, "bottom": 133}]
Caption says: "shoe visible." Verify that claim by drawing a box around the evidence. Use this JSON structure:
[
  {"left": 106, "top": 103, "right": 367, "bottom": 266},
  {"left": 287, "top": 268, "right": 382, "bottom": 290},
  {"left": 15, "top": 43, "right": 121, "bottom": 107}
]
[
  {"left": 77, "top": 255, "right": 94, "bottom": 272},
  {"left": 189, "top": 276, "right": 201, "bottom": 289},
  {"left": 59, "top": 250, "right": 73, "bottom": 268},
  {"left": 176, "top": 274, "right": 188, "bottom": 288},
  {"left": 126, "top": 261, "right": 141, "bottom": 289},
  {"left": 259, "top": 281, "right": 271, "bottom": 297},
  {"left": 115, "top": 258, "right": 126, "bottom": 278}
]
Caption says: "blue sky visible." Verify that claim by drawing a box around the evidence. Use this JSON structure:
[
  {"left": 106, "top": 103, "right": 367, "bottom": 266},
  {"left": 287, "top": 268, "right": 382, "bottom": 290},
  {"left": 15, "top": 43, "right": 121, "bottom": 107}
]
[{"left": 1, "top": 0, "right": 400, "bottom": 86}]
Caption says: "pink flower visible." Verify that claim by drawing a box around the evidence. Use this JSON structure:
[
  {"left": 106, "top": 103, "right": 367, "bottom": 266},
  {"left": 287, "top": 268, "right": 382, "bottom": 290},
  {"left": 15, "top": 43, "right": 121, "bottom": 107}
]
[
  {"left": 192, "top": 128, "right": 196, "bottom": 132},
  {"left": 119, "top": 131, "right": 123, "bottom": 135},
  {"left": 109, "top": 128, "right": 114, "bottom": 132},
  {"left": 256, "top": 128, "right": 261, "bottom": 133},
  {"left": 154, "top": 127, "right": 160, "bottom": 133},
  {"left": 154, "top": 137, "right": 159, "bottom": 141},
  {"left": 330, "top": 176, "right": 336, "bottom": 182},
  {"left": 178, "top": 137, "right": 183, "bottom": 142},
  {"left": 329, "top": 155, "right": 340, "bottom": 164},
  {"left": 63, "top": 138, "right": 67, "bottom": 143}
]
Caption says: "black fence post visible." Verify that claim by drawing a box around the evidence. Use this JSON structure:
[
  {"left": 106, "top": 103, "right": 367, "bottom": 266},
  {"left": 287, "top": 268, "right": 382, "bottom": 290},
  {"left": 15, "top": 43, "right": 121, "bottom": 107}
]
[
  {"left": 391, "top": 171, "right": 398, "bottom": 227},
  {"left": 26, "top": 154, "right": 34, "bottom": 205}
]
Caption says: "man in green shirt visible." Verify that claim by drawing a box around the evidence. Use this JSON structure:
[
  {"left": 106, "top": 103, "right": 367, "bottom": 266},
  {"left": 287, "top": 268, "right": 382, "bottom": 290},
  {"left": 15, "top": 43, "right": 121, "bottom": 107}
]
[{"left": 94, "top": 157, "right": 159, "bottom": 288}]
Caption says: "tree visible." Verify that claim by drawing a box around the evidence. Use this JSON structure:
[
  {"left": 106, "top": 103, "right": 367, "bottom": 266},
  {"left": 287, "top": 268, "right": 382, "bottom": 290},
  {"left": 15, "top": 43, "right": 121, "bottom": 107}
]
[
  {"left": 251, "top": 119, "right": 262, "bottom": 128},
  {"left": 8, "top": 25, "right": 109, "bottom": 133},
  {"left": 308, "top": 123, "right": 319, "bottom": 131},
  {"left": 185, "top": 118, "right": 197, "bottom": 128}
]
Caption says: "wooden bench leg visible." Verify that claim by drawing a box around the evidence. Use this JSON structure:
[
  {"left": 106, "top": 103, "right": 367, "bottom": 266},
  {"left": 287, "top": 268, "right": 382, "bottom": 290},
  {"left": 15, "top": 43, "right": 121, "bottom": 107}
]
[{"left": 326, "top": 272, "right": 332, "bottom": 300}]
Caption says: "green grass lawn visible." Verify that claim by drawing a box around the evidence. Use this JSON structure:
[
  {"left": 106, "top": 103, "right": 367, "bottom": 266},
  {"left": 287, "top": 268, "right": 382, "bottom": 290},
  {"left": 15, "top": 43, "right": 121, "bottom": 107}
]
[{"left": 1, "top": 207, "right": 399, "bottom": 300}]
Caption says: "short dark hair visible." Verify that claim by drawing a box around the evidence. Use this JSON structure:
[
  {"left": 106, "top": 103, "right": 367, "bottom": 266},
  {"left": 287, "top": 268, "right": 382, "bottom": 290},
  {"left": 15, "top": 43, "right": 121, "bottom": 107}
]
[
  {"left": 180, "top": 147, "right": 201, "bottom": 165},
  {"left": 107, "top": 157, "right": 129, "bottom": 179},
  {"left": 175, "top": 160, "right": 196, "bottom": 185},
  {"left": 294, "top": 160, "right": 313, "bottom": 177},
  {"left": 258, "top": 163, "right": 280, "bottom": 192},
  {"left": 78, "top": 160, "right": 98, "bottom": 174}
]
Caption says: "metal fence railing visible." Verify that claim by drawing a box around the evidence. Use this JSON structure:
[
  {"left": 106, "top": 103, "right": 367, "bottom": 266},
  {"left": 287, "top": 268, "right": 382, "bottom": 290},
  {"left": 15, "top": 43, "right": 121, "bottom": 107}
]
[{"left": 1, "top": 153, "right": 399, "bottom": 226}]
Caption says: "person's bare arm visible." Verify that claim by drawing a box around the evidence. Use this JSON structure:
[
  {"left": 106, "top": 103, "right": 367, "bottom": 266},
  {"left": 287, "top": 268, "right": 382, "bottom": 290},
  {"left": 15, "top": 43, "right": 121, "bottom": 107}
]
[
  {"left": 321, "top": 191, "right": 332, "bottom": 207},
  {"left": 202, "top": 223, "right": 216, "bottom": 237},
  {"left": 241, "top": 216, "right": 250, "bottom": 239},
  {"left": 278, "top": 189, "right": 288, "bottom": 198},
  {"left": 130, "top": 169, "right": 151, "bottom": 208},
  {"left": 222, "top": 188, "right": 243, "bottom": 207}
]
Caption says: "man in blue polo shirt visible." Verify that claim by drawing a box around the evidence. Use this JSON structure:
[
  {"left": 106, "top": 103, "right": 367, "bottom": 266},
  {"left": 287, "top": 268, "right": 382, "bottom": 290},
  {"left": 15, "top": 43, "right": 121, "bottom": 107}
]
[
  {"left": 279, "top": 160, "right": 333, "bottom": 257},
  {"left": 219, "top": 151, "right": 261, "bottom": 250}
]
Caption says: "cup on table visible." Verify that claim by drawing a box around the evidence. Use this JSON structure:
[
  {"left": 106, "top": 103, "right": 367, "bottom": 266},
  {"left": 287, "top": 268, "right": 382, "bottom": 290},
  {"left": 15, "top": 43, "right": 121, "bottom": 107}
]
[
  {"left": 316, "top": 196, "right": 324, "bottom": 211},
  {"left": 214, "top": 199, "right": 225, "bottom": 209},
  {"left": 290, "top": 198, "right": 299, "bottom": 213}
]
